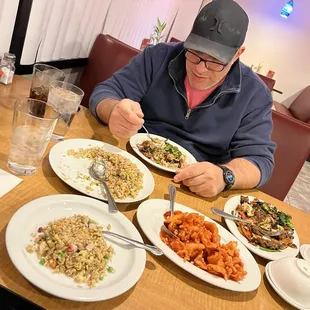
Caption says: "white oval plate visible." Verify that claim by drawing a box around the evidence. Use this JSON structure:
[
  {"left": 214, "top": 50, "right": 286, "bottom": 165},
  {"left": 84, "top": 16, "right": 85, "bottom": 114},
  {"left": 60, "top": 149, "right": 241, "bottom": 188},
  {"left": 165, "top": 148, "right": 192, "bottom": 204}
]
[
  {"left": 137, "top": 199, "right": 261, "bottom": 292},
  {"left": 300, "top": 244, "right": 310, "bottom": 263},
  {"left": 265, "top": 262, "right": 309, "bottom": 310},
  {"left": 129, "top": 133, "right": 196, "bottom": 173},
  {"left": 5, "top": 194, "right": 146, "bottom": 302},
  {"left": 49, "top": 138, "right": 155, "bottom": 203},
  {"left": 224, "top": 196, "right": 300, "bottom": 261}
]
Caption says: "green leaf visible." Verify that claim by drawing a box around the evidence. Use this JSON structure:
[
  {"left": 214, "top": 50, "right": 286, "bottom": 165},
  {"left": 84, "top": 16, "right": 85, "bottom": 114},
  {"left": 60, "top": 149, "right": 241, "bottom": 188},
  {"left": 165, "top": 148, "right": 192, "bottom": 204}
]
[{"left": 259, "top": 246, "right": 280, "bottom": 252}]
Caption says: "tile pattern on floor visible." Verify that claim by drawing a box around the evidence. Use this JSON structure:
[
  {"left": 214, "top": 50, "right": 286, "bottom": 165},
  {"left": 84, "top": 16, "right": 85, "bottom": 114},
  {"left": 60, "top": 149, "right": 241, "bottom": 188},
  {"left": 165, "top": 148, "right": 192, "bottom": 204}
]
[{"left": 285, "top": 161, "right": 310, "bottom": 214}]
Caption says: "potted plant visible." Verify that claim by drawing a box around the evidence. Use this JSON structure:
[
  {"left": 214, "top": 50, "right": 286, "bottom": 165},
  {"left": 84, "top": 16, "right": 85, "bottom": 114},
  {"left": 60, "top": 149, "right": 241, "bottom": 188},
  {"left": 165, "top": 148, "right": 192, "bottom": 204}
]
[{"left": 140, "top": 18, "right": 167, "bottom": 50}]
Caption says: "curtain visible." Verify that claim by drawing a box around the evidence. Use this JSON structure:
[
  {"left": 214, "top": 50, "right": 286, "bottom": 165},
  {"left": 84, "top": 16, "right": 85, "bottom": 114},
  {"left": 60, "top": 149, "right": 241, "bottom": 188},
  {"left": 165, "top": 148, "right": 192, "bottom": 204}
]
[
  {"left": 20, "top": 0, "right": 112, "bottom": 65},
  {"left": 20, "top": 0, "right": 182, "bottom": 65},
  {"left": 0, "top": 0, "right": 19, "bottom": 56}
]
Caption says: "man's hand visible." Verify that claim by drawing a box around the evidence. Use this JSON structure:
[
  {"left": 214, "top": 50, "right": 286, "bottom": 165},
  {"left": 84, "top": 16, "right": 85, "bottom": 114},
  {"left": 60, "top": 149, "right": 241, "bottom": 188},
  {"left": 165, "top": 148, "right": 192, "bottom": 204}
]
[
  {"left": 109, "top": 99, "right": 144, "bottom": 139},
  {"left": 173, "top": 162, "right": 226, "bottom": 197}
]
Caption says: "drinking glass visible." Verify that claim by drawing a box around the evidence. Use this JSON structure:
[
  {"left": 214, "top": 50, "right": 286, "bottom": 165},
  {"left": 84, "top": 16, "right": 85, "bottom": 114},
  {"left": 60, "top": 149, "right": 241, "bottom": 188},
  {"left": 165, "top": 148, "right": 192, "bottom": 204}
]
[
  {"left": 47, "top": 80, "right": 84, "bottom": 140},
  {"left": 29, "top": 64, "right": 66, "bottom": 117},
  {"left": 8, "top": 98, "right": 58, "bottom": 175}
]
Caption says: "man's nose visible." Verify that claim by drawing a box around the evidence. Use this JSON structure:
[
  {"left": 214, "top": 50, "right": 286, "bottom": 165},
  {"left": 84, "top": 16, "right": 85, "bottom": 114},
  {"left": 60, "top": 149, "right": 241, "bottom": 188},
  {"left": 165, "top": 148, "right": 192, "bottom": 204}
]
[{"left": 195, "top": 61, "right": 208, "bottom": 74}]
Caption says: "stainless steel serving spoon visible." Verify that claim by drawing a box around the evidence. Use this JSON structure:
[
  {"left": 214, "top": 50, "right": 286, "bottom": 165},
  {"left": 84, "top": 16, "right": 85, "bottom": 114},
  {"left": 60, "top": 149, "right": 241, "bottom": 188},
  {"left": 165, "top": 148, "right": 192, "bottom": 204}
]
[
  {"left": 161, "top": 184, "right": 178, "bottom": 239},
  {"left": 211, "top": 207, "right": 283, "bottom": 237},
  {"left": 103, "top": 230, "right": 163, "bottom": 256},
  {"left": 90, "top": 158, "right": 119, "bottom": 214}
]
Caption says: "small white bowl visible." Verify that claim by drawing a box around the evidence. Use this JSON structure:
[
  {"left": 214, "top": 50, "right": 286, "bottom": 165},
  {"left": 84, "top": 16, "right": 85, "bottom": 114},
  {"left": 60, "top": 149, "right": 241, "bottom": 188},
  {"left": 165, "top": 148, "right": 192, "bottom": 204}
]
[
  {"left": 300, "top": 244, "right": 310, "bottom": 263},
  {"left": 267, "top": 257, "right": 310, "bottom": 309}
]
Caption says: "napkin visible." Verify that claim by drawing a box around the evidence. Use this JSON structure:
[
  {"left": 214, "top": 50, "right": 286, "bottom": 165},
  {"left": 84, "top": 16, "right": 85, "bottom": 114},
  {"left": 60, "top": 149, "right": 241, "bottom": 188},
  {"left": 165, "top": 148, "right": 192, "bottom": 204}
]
[{"left": 0, "top": 169, "right": 23, "bottom": 198}]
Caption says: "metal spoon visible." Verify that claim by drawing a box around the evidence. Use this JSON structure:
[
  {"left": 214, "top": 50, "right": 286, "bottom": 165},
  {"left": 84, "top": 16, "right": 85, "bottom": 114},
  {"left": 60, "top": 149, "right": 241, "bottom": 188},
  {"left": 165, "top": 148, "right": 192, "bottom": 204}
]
[
  {"left": 161, "top": 224, "right": 179, "bottom": 239},
  {"left": 102, "top": 230, "right": 163, "bottom": 256},
  {"left": 160, "top": 185, "right": 179, "bottom": 239},
  {"left": 90, "top": 158, "right": 119, "bottom": 213},
  {"left": 211, "top": 207, "right": 282, "bottom": 237},
  {"left": 168, "top": 184, "right": 176, "bottom": 216}
]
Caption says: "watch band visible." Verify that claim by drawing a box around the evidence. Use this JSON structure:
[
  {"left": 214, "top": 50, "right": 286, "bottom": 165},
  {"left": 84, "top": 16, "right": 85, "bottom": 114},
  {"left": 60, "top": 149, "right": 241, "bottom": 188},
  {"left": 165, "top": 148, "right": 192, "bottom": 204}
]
[{"left": 216, "top": 164, "right": 235, "bottom": 191}]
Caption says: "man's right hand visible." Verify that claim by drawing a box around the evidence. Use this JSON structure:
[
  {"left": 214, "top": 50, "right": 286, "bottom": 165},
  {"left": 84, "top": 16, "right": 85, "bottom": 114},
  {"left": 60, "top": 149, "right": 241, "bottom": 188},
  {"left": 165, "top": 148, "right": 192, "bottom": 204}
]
[{"left": 108, "top": 99, "right": 144, "bottom": 139}]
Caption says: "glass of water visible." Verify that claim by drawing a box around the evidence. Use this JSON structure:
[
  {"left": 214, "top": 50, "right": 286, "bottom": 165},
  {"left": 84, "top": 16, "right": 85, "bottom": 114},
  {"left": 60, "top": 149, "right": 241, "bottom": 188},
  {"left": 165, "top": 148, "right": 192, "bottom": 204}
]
[
  {"left": 47, "top": 81, "right": 84, "bottom": 140},
  {"left": 8, "top": 98, "right": 59, "bottom": 175}
]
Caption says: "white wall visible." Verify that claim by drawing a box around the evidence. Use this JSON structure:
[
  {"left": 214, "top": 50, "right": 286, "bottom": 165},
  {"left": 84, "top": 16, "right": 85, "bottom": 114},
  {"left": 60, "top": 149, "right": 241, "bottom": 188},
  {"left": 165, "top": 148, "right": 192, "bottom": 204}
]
[
  {"left": 168, "top": 0, "right": 202, "bottom": 42},
  {"left": 202, "top": 0, "right": 310, "bottom": 102}
]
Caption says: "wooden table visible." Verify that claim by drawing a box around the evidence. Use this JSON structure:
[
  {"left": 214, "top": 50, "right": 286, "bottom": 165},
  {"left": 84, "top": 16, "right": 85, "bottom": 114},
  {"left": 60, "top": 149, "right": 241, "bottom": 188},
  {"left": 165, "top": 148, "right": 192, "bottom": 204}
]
[{"left": 0, "top": 76, "right": 309, "bottom": 310}]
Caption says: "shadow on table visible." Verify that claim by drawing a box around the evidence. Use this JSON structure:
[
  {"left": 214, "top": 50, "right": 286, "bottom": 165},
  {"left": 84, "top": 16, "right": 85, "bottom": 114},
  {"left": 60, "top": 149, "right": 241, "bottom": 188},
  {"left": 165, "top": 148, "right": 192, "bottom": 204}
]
[{"left": 0, "top": 224, "right": 135, "bottom": 310}]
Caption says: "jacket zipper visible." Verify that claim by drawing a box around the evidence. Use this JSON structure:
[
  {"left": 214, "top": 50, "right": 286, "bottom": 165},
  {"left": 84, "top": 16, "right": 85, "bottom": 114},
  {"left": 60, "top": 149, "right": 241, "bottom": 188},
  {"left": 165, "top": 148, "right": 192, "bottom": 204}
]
[
  {"left": 169, "top": 71, "right": 190, "bottom": 120},
  {"left": 185, "top": 109, "right": 191, "bottom": 119},
  {"left": 169, "top": 70, "right": 238, "bottom": 120}
]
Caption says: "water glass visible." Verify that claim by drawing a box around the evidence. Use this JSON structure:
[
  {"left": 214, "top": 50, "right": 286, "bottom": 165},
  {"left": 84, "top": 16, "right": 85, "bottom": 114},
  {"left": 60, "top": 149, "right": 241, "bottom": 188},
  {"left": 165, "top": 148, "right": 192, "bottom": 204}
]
[
  {"left": 47, "top": 81, "right": 84, "bottom": 140},
  {"left": 8, "top": 98, "right": 58, "bottom": 175}
]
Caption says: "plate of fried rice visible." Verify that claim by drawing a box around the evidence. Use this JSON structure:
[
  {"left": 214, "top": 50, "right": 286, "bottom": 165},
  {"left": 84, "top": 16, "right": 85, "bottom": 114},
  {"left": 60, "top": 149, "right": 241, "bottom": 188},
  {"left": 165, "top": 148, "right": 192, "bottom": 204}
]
[
  {"left": 49, "top": 139, "right": 155, "bottom": 203},
  {"left": 6, "top": 194, "right": 146, "bottom": 301}
]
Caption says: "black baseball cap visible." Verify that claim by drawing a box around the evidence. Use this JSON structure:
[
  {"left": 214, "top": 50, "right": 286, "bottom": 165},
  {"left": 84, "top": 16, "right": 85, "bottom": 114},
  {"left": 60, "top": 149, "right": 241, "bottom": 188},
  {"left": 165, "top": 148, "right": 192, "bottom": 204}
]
[{"left": 184, "top": 0, "right": 249, "bottom": 65}]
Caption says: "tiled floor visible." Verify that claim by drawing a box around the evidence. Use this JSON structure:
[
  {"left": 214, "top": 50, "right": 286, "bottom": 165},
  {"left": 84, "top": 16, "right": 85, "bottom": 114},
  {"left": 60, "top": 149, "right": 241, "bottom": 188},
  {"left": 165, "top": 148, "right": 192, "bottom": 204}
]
[{"left": 284, "top": 161, "right": 310, "bottom": 214}]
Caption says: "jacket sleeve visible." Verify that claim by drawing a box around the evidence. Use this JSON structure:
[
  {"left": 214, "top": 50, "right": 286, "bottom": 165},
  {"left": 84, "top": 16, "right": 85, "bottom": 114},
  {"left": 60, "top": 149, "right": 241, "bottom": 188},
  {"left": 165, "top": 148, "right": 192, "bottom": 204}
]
[
  {"left": 229, "top": 89, "right": 276, "bottom": 187},
  {"left": 89, "top": 44, "right": 164, "bottom": 120}
]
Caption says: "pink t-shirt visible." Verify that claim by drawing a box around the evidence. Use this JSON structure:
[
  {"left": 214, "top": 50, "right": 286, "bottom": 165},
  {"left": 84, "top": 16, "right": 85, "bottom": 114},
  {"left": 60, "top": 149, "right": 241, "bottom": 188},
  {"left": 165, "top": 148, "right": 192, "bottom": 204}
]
[{"left": 184, "top": 76, "right": 224, "bottom": 109}]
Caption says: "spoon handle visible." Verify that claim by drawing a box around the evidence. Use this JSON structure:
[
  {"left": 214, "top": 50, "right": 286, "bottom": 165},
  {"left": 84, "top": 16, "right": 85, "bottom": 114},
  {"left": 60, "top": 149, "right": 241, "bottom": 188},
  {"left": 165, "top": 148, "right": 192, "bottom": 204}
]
[
  {"left": 168, "top": 184, "right": 176, "bottom": 216},
  {"left": 101, "top": 181, "right": 118, "bottom": 213},
  {"left": 211, "top": 207, "right": 251, "bottom": 224},
  {"left": 102, "top": 231, "right": 163, "bottom": 256}
]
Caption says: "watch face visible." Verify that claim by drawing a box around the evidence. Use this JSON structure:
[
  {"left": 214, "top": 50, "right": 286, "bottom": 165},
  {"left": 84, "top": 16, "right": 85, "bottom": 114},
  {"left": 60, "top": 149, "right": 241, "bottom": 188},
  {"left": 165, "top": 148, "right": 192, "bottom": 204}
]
[{"left": 225, "top": 171, "right": 235, "bottom": 184}]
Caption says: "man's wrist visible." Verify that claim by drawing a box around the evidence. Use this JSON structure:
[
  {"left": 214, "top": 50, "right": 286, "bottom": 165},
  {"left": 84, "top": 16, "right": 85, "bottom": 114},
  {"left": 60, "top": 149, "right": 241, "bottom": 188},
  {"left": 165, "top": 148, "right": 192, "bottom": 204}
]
[
  {"left": 216, "top": 164, "right": 235, "bottom": 191},
  {"left": 96, "top": 99, "right": 119, "bottom": 124}
]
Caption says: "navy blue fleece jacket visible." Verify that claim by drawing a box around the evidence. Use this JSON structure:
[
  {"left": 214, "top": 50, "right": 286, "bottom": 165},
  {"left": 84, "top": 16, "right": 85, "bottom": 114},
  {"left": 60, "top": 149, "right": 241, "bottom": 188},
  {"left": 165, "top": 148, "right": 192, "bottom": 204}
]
[{"left": 89, "top": 42, "right": 275, "bottom": 187}]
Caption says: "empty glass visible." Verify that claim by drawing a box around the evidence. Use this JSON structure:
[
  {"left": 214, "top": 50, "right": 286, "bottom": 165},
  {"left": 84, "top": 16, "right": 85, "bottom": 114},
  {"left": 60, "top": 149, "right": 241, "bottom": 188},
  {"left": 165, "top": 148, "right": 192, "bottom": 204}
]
[
  {"left": 47, "top": 80, "right": 84, "bottom": 140},
  {"left": 8, "top": 98, "right": 58, "bottom": 175}
]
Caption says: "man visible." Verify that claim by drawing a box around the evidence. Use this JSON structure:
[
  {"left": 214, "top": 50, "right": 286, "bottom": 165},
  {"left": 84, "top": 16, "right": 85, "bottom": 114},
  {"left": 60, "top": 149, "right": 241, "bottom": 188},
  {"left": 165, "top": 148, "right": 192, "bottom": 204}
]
[{"left": 89, "top": 0, "right": 276, "bottom": 198}]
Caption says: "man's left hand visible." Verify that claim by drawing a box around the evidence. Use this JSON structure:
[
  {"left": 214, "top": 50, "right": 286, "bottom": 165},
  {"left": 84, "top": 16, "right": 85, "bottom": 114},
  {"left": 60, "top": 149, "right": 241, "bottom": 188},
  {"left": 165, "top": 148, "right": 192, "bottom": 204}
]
[{"left": 173, "top": 162, "right": 226, "bottom": 197}]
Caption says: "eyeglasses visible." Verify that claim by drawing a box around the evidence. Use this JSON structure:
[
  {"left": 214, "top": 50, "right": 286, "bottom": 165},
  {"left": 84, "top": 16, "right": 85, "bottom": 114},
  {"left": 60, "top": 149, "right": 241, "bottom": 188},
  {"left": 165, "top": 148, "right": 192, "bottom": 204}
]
[{"left": 184, "top": 49, "right": 226, "bottom": 72}]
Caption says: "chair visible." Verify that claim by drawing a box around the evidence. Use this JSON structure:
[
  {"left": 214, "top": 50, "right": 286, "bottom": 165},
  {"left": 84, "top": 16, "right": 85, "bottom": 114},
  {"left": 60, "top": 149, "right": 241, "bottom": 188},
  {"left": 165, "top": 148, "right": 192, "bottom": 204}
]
[
  {"left": 79, "top": 34, "right": 140, "bottom": 108},
  {"left": 273, "top": 85, "right": 310, "bottom": 125},
  {"left": 260, "top": 110, "right": 310, "bottom": 200},
  {"left": 170, "top": 37, "right": 181, "bottom": 43}
]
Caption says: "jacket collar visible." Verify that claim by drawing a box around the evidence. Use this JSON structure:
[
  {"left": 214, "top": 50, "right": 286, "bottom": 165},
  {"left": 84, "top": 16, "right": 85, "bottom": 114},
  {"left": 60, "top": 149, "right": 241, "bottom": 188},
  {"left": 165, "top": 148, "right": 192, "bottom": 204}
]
[{"left": 168, "top": 47, "right": 242, "bottom": 103}]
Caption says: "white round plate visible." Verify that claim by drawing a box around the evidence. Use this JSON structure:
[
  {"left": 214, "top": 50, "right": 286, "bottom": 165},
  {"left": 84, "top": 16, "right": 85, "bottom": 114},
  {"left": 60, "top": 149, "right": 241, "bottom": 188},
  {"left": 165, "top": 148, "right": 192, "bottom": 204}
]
[
  {"left": 129, "top": 133, "right": 196, "bottom": 173},
  {"left": 224, "top": 196, "right": 300, "bottom": 261},
  {"left": 265, "top": 262, "right": 309, "bottom": 310},
  {"left": 5, "top": 194, "right": 146, "bottom": 302},
  {"left": 137, "top": 199, "right": 261, "bottom": 292},
  {"left": 300, "top": 244, "right": 310, "bottom": 263},
  {"left": 49, "top": 138, "right": 155, "bottom": 203}
]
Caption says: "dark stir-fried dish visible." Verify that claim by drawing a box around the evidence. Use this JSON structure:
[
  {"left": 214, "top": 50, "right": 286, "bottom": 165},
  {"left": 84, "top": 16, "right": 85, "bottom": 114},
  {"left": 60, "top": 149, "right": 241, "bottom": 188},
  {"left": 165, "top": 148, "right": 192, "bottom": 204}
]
[
  {"left": 233, "top": 196, "right": 296, "bottom": 252},
  {"left": 137, "top": 138, "right": 186, "bottom": 169}
]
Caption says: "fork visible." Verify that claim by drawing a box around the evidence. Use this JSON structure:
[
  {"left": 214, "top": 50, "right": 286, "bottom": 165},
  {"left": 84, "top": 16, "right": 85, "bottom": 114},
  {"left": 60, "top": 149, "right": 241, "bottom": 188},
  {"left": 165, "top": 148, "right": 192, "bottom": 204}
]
[{"left": 142, "top": 125, "right": 156, "bottom": 142}]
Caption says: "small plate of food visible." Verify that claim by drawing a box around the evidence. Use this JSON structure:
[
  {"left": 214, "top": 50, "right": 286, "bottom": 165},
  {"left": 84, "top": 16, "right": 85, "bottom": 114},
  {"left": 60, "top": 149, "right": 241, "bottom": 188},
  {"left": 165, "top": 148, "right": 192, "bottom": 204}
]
[
  {"left": 49, "top": 138, "right": 155, "bottom": 203},
  {"left": 129, "top": 133, "right": 196, "bottom": 173},
  {"left": 137, "top": 199, "right": 261, "bottom": 292},
  {"left": 5, "top": 194, "right": 146, "bottom": 302},
  {"left": 223, "top": 195, "right": 300, "bottom": 261}
]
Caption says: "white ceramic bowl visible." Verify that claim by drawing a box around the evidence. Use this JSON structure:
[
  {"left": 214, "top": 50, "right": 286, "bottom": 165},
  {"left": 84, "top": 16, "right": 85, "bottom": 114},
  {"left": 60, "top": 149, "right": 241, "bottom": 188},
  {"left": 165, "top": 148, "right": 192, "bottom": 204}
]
[
  {"left": 268, "top": 257, "right": 310, "bottom": 309},
  {"left": 300, "top": 244, "right": 310, "bottom": 263}
]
